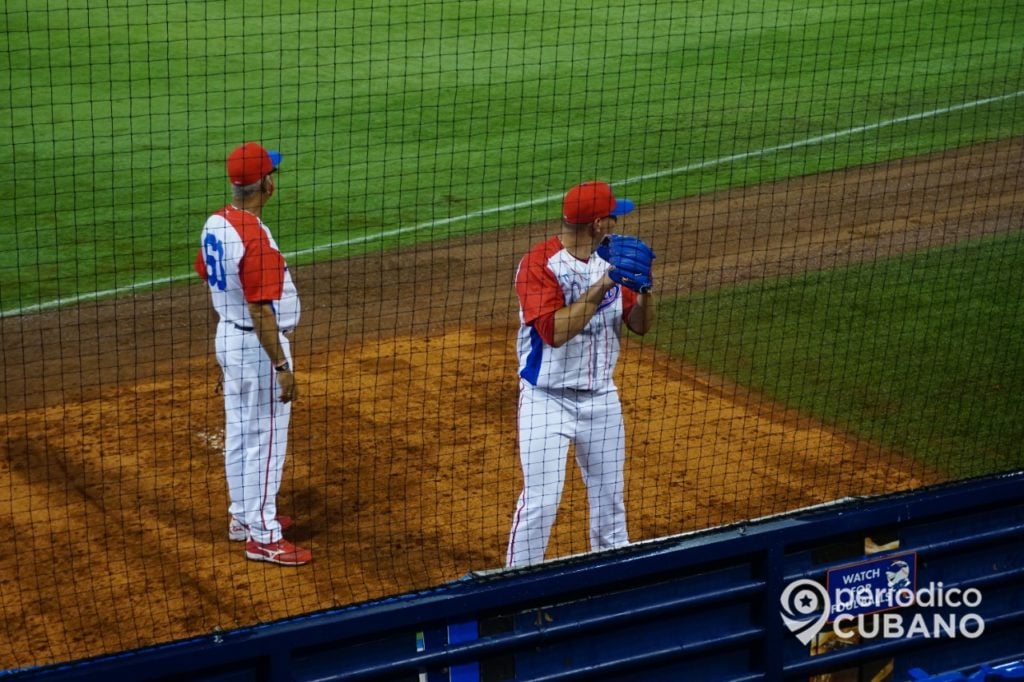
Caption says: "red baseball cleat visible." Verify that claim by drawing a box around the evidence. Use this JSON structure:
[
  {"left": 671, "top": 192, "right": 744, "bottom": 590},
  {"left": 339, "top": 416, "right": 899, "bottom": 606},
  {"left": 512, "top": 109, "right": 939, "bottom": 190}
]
[
  {"left": 229, "top": 515, "right": 294, "bottom": 542},
  {"left": 244, "top": 538, "right": 312, "bottom": 566}
]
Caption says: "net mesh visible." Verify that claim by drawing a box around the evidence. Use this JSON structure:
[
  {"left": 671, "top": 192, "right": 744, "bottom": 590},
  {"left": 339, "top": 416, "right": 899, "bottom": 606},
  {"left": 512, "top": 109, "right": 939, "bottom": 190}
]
[{"left": 1, "top": 0, "right": 1022, "bottom": 669}]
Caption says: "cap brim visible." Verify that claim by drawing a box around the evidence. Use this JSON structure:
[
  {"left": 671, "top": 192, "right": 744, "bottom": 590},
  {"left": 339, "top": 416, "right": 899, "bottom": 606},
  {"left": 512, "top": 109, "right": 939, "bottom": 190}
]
[
  {"left": 610, "top": 198, "right": 634, "bottom": 216},
  {"left": 268, "top": 150, "right": 283, "bottom": 169}
]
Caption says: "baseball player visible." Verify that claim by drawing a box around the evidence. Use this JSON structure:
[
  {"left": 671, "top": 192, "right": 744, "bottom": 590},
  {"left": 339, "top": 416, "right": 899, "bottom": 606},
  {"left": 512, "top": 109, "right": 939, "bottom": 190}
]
[
  {"left": 505, "top": 180, "right": 657, "bottom": 568},
  {"left": 194, "top": 141, "right": 311, "bottom": 566}
]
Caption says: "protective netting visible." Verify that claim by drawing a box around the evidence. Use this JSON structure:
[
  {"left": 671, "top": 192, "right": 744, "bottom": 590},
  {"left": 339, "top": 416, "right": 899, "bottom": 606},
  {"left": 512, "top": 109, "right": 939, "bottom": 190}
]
[{"left": 1, "top": 0, "right": 1022, "bottom": 670}]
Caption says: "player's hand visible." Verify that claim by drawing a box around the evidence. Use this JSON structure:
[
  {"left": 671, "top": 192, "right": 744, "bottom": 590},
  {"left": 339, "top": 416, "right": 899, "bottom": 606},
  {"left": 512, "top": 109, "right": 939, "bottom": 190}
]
[{"left": 277, "top": 369, "right": 297, "bottom": 403}]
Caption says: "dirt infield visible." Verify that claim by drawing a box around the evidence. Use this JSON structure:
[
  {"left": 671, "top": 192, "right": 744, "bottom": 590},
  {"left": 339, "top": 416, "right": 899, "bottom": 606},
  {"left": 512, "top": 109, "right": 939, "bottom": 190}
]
[{"left": 2, "top": 139, "right": 1022, "bottom": 668}]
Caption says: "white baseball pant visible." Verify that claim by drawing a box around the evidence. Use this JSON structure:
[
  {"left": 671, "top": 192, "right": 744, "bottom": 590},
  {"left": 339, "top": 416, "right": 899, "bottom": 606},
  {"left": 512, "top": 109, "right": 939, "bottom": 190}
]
[
  {"left": 506, "top": 381, "right": 628, "bottom": 567},
  {"left": 216, "top": 320, "right": 292, "bottom": 544}
]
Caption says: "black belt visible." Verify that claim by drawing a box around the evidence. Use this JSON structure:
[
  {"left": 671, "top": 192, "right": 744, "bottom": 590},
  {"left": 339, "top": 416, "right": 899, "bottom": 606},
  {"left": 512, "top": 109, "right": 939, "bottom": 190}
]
[{"left": 233, "top": 322, "right": 293, "bottom": 335}]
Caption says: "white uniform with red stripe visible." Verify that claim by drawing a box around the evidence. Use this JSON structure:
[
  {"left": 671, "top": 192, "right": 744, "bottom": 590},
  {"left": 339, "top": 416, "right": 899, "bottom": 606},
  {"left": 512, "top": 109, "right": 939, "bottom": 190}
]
[
  {"left": 506, "top": 236, "right": 638, "bottom": 567},
  {"left": 195, "top": 206, "right": 299, "bottom": 545}
]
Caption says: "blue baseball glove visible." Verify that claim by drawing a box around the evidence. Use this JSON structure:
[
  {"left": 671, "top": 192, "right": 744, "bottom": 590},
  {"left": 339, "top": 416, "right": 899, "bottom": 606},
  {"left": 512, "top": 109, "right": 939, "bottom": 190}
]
[
  {"left": 597, "top": 234, "right": 655, "bottom": 294},
  {"left": 608, "top": 268, "right": 654, "bottom": 294}
]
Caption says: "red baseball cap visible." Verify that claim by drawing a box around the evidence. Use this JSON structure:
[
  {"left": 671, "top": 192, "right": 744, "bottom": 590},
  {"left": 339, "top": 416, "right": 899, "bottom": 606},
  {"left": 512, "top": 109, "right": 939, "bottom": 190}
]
[
  {"left": 226, "top": 142, "right": 282, "bottom": 186},
  {"left": 562, "top": 181, "right": 634, "bottom": 225}
]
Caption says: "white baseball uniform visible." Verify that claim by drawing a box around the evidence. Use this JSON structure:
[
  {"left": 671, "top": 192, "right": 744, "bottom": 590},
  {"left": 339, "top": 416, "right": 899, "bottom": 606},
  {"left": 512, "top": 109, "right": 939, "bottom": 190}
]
[
  {"left": 195, "top": 206, "right": 300, "bottom": 544},
  {"left": 506, "top": 235, "right": 639, "bottom": 567}
]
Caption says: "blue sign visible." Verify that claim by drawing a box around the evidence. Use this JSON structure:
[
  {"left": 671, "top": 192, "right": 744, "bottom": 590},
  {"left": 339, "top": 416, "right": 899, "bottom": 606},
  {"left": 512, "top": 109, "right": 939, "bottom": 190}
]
[{"left": 826, "top": 551, "right": 917, "bottom": 621}]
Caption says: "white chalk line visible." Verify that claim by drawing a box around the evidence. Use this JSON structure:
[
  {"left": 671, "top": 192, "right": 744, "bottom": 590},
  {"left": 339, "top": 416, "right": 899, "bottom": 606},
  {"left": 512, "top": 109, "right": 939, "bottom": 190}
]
[{"left": 4, "top": 89, "right": 1022, "bottom": 318}]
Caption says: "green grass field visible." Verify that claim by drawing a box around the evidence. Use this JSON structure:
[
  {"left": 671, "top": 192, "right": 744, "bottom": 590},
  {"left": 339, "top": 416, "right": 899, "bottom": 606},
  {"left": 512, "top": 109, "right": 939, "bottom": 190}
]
[
  {"left": 2, "top": 0, "right": 1023, "bottom": 313},
  {"left": 2, "top": 1, "right": 1023, "bottom": 473},
  {"left": 654, "top": 233, "right": 1024, "bottom": 475}
]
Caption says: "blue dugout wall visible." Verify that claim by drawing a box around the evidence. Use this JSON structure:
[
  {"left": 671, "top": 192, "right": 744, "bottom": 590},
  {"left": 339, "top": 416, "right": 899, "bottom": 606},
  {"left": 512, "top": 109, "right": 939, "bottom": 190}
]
[{"left": 7, "top": 471, "right": 1023, "bottom": 682}]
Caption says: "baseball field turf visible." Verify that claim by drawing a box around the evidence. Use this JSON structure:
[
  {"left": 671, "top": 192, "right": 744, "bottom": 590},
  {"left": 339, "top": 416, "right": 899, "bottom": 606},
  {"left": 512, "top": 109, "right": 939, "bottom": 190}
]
[
  {"left": 655, "top": 231, "right": 1024, "bottom": 474},
  {"left": 3, "top": 0, "right": 1023, "bottom": 474},
  {"left": 4, "top": 1, "right": 1024, "bottom": 670}
]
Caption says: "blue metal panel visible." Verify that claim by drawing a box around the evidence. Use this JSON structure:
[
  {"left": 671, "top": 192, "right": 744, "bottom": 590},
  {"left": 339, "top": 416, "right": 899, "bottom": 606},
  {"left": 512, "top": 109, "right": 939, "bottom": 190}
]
[
  {"left": 511, "top": 603, "right": 760, "bottom": 679},
  {"left": 894, "top": 628, "right": 1024, "bottom": 680},
  {"left": 447, "top": 621, "right": 480, "bottom": 682},
  {"left": 5, "top": 473, "right": 1022, "bottom": 681}
]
